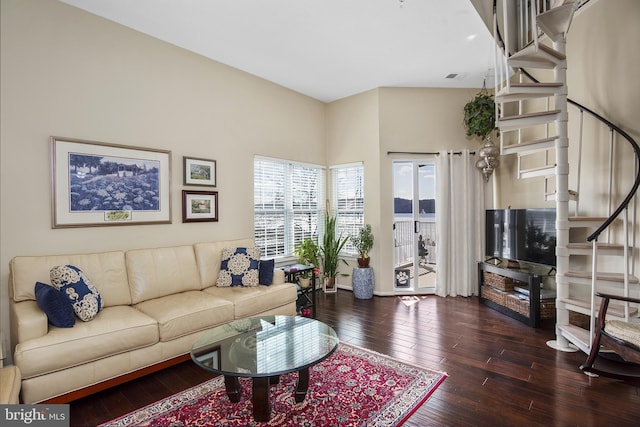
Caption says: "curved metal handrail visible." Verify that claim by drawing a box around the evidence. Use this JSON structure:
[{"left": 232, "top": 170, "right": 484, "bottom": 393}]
[
  {"left": 493, "top": 0, "right": 640, "bottom": 243},
  {"left": 571, "top": 104, "right": 640, "bottom": 242},
  {"left": 517, "top": 73, "right": 640, "bottom": 242}
]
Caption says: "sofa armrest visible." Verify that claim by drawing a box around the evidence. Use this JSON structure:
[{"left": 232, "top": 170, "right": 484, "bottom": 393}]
[
  {"left": 0, "top": 366, "right": 21, "bottom": 404},
  {"left": 10, "top": 301, "right": 48, "bottom": 350}
]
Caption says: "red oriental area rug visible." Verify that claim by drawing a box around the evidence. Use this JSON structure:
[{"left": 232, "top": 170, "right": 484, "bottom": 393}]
[{"left": 99, "top": 343, "right": 446, "bottom": 427}]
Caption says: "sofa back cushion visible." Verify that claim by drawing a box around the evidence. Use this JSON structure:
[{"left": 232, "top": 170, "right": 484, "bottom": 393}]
[
  {"left": 194, "top": 238, "right": 254, "bottom": 288},
  {"left": 10, "top": 252, "right": 130, "bottom": 307},
  {"left": 126, "top": 245, "right": 201, "bottom": 304}
]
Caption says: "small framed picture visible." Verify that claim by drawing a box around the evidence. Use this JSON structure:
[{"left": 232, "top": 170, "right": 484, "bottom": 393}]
[
  {"left": 182, "top": 190, "right": 218, "bottom": 222},
  {"left": 184, "top": 156, "right": 216, "bottom": 187}
]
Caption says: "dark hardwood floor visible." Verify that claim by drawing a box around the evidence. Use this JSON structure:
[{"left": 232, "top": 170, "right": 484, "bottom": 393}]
[{"left": 69, "top": 290, "right": 640, "bottom": 426}]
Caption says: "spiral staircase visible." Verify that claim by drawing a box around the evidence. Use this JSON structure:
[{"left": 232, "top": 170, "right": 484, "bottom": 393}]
[{"left": 490, "top": 0, "right": 640, "bottom": 354}]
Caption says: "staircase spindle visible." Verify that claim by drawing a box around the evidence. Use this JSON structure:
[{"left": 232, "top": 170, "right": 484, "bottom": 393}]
[
  {"left": 607, "top": 128, "right": 614, "bottom": 242},
  {"left": 575, "top": 109, "right": 584, "bottom": 216}
]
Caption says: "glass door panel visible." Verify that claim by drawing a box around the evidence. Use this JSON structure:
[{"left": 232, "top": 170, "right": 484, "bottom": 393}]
[{"left": 393, "top": 161, "right": 436, "bottom": 292}]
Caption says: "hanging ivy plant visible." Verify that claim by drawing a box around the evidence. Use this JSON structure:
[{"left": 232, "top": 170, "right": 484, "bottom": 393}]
[{"left": 463, "top": 90, "right": 498, "bottom": 141}]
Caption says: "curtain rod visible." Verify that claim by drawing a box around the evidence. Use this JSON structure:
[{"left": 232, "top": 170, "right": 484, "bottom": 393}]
[{"left": 386, "top": 151, "right": 476, "bottom": 156}]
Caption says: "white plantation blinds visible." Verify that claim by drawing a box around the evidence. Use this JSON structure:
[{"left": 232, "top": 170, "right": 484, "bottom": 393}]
[
  {"left": 254, "top": 157, "right": 326, "bottom": 259},
  {"left": 331, "top": 163, "right": 364, "bottom": 255}
]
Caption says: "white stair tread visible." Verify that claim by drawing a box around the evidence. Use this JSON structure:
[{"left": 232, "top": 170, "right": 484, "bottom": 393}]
[
  {"left": 495, "top": 82, "right": 563, "bottom": 98},
  {"left": 561, "top": 297, "right": 637, "bottom": 319},
  {"left": 509, "top": 43, "right": 566, "bottom": 69},
  {"left": 511, "top": 82, "right": 563, "bottom": 89},
  {"left": 520, "top": 164, "right": 556, "bottom": 179},
  {"left": 569, "top": 216, "right": 609, "bottom": 223},
  {"left": 566, "top": 271, "right": 640, "bottom": 285},
  {"left": 537, "top": 3, "right": 576, "bottom": 42},
  {"left": 558, "top": 324, "right": 589, "bottom": 353},
  {"left": 568, "top": 216, "right": 616, "bottom": 228},
  {"left": 503, "top": 136, "right": 558, "bottom": 155},
  {"left": 508, "top": 56, "right": 557, "bottom": 70},
  {"left": 498, "top": 110, "right": 561, "bottom": 130},
  {"left": 545, "top": 189, "right": 578, "bottom": 201},
  {"left": 495, "top": 92, "right": 557, "bottom": 103},
  {"left": 567, "top": 242, "right": 624, "bottom": 251},
  {"left": 501, "top": 110, "right": 561, "bottom": 122}
]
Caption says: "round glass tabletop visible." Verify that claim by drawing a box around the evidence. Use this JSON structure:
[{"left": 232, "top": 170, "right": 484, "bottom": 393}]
[{"left": 191, "top": 315, "right": 339, "bottom": 377}]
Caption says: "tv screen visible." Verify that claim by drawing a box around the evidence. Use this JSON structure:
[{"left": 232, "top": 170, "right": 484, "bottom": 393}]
[{"left": 485, "top": 208, "right": 556, "bottom": 266}]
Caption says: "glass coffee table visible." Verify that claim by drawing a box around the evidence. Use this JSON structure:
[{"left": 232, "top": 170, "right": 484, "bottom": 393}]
[{"left": 191, "top": 315, "right": 339, "bottom": 422}]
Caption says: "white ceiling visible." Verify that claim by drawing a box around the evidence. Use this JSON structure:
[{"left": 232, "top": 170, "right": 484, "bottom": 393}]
[{"left": 60, "top": 0, "right": 496, "bottom": 103}]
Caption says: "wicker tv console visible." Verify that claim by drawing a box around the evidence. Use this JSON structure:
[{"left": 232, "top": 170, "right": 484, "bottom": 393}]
[{"left": 478, "top": 261, "right": 556, "bottom": 328}]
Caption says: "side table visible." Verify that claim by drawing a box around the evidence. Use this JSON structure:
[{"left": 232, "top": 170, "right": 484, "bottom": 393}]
[
  {"left": 352, "top": 267, "right": 374, "bottom": 299},
  {"left": 283, "top": 264, "right": 317, "bottom": 318}
]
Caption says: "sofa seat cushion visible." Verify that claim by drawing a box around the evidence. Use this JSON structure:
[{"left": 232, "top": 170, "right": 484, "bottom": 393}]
[
  {"left": 134, "top": 290, "right": 234, "bottom": 342},
  {"left": 14, "top": 306, "right": 158, "bottom": 379},
  {"left": 203, "top": 283, "right": 297, "bottom": 319}
]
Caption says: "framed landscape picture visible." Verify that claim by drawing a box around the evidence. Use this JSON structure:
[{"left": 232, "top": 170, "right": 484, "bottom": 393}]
[
  {"left": 182, "top": 190, "right": 218, "bottom": 223},
  {"left": 184, "top": 156, "right": 216, "bottom": 187},
  {"left": 50, "top": 136, "right": 172, "bottom": 228}
]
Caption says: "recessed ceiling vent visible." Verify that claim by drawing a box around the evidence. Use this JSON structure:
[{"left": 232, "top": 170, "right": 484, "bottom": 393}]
[{"left": 445, "top": 73, "right": 467, "bottom": 80}]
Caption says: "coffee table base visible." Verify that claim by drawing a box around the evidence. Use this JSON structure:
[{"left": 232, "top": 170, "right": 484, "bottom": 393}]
[{"left": 223, "top": 367, "right": 310, "bottom": 422}]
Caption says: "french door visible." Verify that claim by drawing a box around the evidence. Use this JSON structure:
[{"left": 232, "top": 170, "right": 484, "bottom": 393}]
[{"left": 392, "top": 160, "right": 437, "bottom": 293}]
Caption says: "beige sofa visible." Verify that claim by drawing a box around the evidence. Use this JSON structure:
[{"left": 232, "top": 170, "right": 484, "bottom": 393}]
[{"left": 8, "top": 238, "right": 297, "bottom": 404}]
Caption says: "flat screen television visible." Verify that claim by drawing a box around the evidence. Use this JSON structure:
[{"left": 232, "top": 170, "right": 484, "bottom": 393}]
[{"left": 485, "top": 208, "right": 557, "bottom": 267}]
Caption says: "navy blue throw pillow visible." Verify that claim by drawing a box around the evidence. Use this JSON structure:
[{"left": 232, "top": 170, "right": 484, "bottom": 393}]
[
  {"left": 34, "top": 281, "right": 75, "bottom": 328},
  {"left": 259, "top": 259, "right": 275, "bottom": 285}
]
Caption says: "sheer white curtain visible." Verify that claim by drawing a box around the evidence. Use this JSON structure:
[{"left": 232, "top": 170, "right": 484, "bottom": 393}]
[{"left": 435, "top": 150, "right": 485, "bottom": 297}]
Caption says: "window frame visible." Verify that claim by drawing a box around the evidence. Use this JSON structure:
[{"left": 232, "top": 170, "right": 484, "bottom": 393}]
[
  {"left": 254, "top": 156, "right": 326, "bottom": 260},
  {"left": 330, "top": 162, "right": 365, "bottom": 256}
]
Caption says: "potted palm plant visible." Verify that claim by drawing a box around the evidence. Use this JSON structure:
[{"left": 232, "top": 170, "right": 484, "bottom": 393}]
[
  {"left": 351, "top": 224, "right": 374, "bottom": 268},
  {"left": 319, "top": 213, "right": 349, "bottom": 292}
]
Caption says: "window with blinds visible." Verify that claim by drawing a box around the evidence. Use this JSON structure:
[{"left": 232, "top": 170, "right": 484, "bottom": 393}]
[
  {"left": 254, "top": 157, "right": 326, "bottom": 259},
  {"left": 331, "top": 163, "right": 364, "bottom": 255}
]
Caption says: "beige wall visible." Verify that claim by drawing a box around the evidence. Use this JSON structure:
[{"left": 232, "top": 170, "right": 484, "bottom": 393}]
[
  {"left": 565, "top": 0, "right": 640, "bottom": 219},
  {"left": 565, "top": 0, "right": 640, "bottom": 275},
  {"left": 326, "top": 87, "right": 492, "bottom": 294},
  {"left": 0, "top": 0, "right": 326, "bottom": 337},
  {"left": 378, "top": 88, "right": 490, "bottom": 293},
  {"left": 325, "top": 89, "right": 383, "bottom": 287}
]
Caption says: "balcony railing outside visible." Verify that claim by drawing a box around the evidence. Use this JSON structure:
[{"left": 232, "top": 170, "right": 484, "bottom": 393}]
[{"left": 394, "top": 219, "right": 437, "bottom": 288}]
